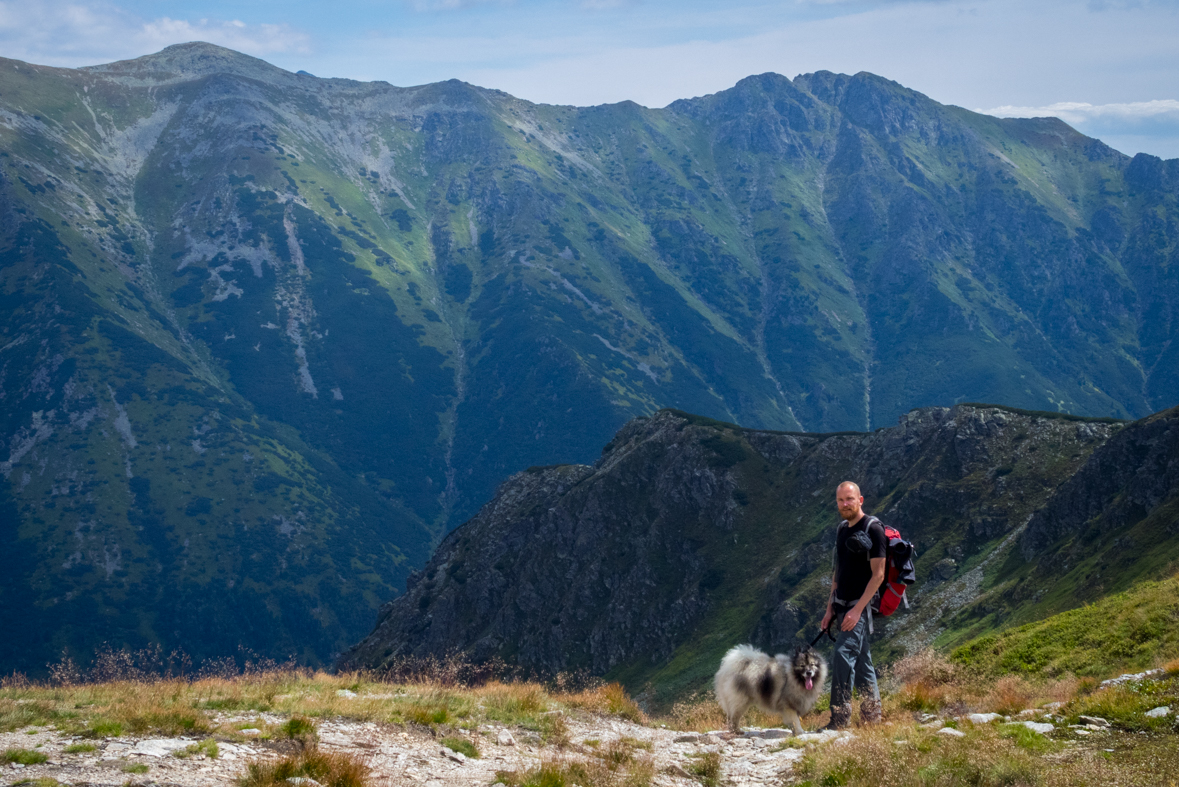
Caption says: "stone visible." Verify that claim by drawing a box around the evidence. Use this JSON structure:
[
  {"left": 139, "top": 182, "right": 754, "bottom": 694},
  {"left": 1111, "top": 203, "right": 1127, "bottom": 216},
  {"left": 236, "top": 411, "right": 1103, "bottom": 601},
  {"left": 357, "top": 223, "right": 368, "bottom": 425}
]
[
  {"left": 132, "top": 739, "right": 192, "bottom": 757},
  {"left": 673, "top": 734, "right": 699, "bottom": 743},
  {"left": 1099, "top": 670, "right": 1164, "bottom": 689},
  {"left": 937, "top": 727, "right": 966, "bottom": 738},
  {"left": 1144, "top": 706, "right": 1171, "bottom": 718},
  {"left": 336, "top": 689, "right": 357, "bottom": 698},
  {"left": 1078, "top": 716, "right": 1110, "bottom": 728},
  {"left": 497, "top": 729, "right": 515, "bottom": 746},
  {"left": 239, "top": 728, "right": 262, "bottom": 736},
  {"left": 443, "top": 747, "right": 467, "bottom": 763},
  {"left": 1008, "top": 721, "right": 1053, "bottom": 734},
  {"left": 761, "top": 729, "right": 791, "bottom": 739},
  {"left": 933, "top": 558, "right": 958, "bottom": 581},
  {"left": 967, "top": 713, "right": 1001, "bottom": 724},
  {"left": 666, "top": 763, "right": 691, "bottom": 778},
  {"left": 919, "top": 720, "right": 945, "bottom": 730}
]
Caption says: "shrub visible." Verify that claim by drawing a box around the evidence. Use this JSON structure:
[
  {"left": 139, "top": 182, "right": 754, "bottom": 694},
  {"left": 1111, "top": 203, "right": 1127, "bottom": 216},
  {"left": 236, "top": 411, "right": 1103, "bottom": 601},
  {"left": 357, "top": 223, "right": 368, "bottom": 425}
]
[{"left": 64, "top": 743, "right": 97, "bottom": 753}]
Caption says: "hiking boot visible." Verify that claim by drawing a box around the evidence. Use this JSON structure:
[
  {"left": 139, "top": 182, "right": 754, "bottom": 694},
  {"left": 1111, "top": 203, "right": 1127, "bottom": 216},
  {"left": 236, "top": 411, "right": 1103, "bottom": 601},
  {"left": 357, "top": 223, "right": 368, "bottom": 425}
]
[
  {"left": 860, "top": 697, "right": 882, "bottom": 724},
  {"left": 822, "top": 701, "right": 852, "bottom": 731}
]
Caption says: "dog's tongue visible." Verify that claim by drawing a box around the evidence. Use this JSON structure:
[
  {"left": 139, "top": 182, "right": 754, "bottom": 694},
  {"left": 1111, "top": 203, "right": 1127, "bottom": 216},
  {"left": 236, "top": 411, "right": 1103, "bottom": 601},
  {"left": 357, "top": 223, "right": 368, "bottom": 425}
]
[{"left": 805, "top": 677, "right": 813, "bottom": 691}]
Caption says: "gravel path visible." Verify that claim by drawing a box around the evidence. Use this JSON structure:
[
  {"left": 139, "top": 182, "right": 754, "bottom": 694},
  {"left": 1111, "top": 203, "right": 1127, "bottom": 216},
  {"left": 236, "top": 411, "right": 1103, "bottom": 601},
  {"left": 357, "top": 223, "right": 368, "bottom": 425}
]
[{"left": 2, "top": 713, "right": 849, "bottom": 786}]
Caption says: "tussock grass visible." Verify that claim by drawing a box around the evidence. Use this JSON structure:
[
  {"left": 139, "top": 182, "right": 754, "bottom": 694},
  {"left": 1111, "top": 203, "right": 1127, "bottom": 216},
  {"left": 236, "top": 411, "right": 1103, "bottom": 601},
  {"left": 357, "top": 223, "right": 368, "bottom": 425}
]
[
  {"left": 3, "top": 748, "right": 49, "bottom": 764},
  {"left": 441, "top": 735, "right": 479, "bottom": 758},
  {"left": 174, "top": 738, "right": 219, "bottom": 759},
  {"left": 685, "top": 750, "right": 721, "bottom": 787},
  {"left": 62, "top": 742, "right": 96, "bottom": 753},
  {"left": 496, "top": 752, "right": 656, "bottom": 787},
  {"left": 0, "top": 667, "right": 650, "bottom": 742},
  {"left": 237, "top": 747, "right": 370, "bottom": 787},
  {"left": 790, "top": 724, "right": 1046, "bottom": 786},
  {"left": 660, "top": 691, "right": 788, "bottom": 732}
]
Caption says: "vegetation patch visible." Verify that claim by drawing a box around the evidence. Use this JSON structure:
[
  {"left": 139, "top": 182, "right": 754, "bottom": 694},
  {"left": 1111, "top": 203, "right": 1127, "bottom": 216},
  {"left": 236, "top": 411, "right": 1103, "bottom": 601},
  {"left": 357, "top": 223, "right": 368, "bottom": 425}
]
[
  {"left": 952, "top": 575, "right": 1179, "bottom": 680},
  {"left": 2, "top": 748, "right": 49, "bottom": 765},
  {"left": 441, "top": 735, "right": 479, "bottom": 758},
  {"left": 174, "top": 738, "right": 220, "bottom": 759},
  {"left": 237, "top": 747, "right": 370, "bottom": 787}
]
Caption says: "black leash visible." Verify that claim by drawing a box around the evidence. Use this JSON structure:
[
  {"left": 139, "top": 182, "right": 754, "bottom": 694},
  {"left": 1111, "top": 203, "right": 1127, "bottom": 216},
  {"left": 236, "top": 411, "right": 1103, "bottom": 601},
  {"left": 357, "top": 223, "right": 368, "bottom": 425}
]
[{"left": 808, "top": 618, "right": 837, "bottom": 649}]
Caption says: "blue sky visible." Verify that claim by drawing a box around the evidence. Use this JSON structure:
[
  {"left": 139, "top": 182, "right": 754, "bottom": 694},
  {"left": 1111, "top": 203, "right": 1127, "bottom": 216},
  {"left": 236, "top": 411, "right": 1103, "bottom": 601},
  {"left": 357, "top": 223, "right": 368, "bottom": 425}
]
[{"left": 2, "top": 0, "right": 1177, "bottom": 158}]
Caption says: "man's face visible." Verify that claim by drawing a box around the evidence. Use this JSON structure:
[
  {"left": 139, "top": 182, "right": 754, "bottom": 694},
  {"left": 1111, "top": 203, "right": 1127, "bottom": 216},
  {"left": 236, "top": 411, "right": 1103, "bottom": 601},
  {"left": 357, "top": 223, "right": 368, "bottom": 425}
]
[{"left": 836, "top": 486, "right": 863, "bottom": 520}]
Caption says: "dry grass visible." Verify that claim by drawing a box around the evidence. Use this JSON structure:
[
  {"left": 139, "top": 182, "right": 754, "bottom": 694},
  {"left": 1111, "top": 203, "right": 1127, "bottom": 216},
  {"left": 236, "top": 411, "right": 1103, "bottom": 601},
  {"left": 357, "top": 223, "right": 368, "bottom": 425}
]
[
  {"left": 495, "top": 751, "right": 656, "bottom": 787},
  {"left": 659, "top": 690, "right": 799, "bottom": 732},
  {"left": 237, "top": 747, "right": 370, "bottom": 787},
  {"left": 789, "top": 722, "right": 1051, "bottom": 786},
  {"left": 0, "top": 668, "right": 653, "bottom": 742}
]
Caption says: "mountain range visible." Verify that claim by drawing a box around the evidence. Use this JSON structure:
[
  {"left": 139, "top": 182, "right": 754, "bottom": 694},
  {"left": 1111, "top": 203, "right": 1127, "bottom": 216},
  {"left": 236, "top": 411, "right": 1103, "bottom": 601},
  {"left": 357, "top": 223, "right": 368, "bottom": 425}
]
[{"left": 1, "top": 42, "right": 1176, "bottom": 674}]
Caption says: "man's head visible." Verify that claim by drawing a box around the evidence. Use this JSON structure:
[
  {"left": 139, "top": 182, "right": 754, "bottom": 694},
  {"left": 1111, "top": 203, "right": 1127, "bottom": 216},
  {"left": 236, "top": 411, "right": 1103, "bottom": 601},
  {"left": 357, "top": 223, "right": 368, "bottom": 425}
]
[{"left": 836, "top": 481, "right": 864, "bottom": 523}]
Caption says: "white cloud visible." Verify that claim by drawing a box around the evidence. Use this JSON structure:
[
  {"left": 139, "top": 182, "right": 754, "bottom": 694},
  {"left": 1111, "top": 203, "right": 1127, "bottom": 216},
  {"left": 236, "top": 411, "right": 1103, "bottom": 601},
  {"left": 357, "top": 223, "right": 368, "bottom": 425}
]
[
  {"left": 980, "top": 100, "right": 1179, "bottom": 123},
  {"left": 0, "top": 0, "right": 309, "bottom": 68}
]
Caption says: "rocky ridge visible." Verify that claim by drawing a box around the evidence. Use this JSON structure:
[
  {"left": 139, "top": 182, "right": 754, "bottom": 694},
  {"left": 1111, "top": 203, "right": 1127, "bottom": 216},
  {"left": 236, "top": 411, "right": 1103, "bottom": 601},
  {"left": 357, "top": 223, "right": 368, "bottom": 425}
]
[{"left": 340, "top": 404, "right": 1179, "bottom": 701}]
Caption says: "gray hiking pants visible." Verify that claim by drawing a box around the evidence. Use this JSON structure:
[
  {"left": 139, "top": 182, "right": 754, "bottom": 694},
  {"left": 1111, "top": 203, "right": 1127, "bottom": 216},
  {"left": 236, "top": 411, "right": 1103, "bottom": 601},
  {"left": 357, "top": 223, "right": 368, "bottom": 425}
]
[{"left": 831, "top": 608, "right": 879, "bottom": 708}]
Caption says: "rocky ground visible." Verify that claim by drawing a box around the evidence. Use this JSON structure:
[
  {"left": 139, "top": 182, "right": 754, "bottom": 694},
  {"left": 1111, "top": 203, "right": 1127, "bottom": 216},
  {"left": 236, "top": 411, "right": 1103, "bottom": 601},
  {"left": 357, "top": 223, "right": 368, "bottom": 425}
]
[{"left": 1, "top": 709, "right": 853, "bottom": 787}]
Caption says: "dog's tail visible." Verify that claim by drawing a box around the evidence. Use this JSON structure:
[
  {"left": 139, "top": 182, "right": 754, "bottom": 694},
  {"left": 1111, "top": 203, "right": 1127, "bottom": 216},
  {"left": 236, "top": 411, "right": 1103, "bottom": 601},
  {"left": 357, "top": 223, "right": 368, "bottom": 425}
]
[{"left": 718, "top": 643, "right": 763, "bottom": 673}]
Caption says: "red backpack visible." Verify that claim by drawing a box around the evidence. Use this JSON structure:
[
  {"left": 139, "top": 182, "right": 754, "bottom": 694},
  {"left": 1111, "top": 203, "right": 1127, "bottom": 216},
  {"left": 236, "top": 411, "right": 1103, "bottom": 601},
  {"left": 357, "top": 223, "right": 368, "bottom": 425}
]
[{"left": 871, "top": 525, "right": 916, "bottom": 616}]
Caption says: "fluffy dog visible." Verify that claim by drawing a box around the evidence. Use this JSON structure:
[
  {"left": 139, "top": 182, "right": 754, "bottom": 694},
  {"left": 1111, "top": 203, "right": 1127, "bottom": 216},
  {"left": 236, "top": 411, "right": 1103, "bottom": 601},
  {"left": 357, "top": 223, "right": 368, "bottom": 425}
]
[{"left": 714, "top": 644, "right": 827, "bottom": 735}]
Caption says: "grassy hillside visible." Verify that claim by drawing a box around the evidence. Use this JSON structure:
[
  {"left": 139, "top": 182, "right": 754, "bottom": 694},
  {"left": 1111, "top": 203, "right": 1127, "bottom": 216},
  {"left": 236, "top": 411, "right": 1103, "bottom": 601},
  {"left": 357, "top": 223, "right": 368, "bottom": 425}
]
[{"left": 952, "top": 573, "right": 1179, "bottom": 680}]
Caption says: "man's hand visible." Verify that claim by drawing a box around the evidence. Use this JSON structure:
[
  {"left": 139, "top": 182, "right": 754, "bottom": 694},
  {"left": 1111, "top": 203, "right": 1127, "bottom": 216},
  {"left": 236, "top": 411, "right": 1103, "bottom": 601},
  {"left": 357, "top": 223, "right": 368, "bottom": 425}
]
[
  {"left": 820, "top": 608, "right": 833, "bottom": 631},
  {"left": 840, "top": 606, "right": 862, "bottom": 632}
]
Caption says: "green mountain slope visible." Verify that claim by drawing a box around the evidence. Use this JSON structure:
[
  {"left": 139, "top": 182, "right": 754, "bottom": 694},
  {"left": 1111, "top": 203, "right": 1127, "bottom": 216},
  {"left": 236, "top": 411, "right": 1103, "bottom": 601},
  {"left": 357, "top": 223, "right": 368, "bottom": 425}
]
[{"left": 1, "top": 43, "right": 1177, "bottom": 672}]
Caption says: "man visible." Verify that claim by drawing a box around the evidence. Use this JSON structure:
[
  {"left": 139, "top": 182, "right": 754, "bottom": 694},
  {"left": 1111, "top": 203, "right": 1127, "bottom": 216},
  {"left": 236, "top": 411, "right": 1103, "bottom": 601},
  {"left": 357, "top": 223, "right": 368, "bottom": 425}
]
[{"left": 819, "top": 481, "right": 887, "bottom": 729}]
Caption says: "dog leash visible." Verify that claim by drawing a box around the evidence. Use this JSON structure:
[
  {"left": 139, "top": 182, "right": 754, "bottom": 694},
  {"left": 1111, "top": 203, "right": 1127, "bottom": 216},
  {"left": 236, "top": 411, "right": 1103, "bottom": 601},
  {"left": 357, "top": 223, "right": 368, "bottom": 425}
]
[{"left": 808, "top": 618, "right": 837, "bottom": 649}]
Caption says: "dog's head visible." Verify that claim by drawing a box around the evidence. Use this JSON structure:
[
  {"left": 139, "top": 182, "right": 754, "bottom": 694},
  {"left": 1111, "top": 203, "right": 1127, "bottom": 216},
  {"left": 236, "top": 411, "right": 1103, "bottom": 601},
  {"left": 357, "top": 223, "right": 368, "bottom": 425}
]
[{"left": 790, "top": 646, "right": 824, "bottom": 692}]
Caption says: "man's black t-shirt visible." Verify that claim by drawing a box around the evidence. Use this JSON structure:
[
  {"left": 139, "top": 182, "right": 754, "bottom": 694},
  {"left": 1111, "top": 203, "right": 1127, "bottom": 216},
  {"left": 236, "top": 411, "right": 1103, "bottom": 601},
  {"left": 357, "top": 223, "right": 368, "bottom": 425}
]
[{"left": 834, "top": 515, "right": 888, "bottom": 606}]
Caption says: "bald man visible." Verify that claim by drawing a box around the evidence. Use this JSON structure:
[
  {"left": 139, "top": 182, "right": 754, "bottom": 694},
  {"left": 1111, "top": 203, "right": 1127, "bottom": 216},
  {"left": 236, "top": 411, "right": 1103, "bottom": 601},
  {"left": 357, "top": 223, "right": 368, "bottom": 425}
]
[{"left": 820, "top": 481, "right": 886, "bottom": 729}]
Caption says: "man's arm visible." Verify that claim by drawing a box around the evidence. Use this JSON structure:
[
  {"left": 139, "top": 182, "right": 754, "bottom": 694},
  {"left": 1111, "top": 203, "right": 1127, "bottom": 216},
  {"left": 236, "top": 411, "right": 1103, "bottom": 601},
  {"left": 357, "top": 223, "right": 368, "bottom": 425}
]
[{"left": 839, "top": 557, "right": 885, "bottom": 632}]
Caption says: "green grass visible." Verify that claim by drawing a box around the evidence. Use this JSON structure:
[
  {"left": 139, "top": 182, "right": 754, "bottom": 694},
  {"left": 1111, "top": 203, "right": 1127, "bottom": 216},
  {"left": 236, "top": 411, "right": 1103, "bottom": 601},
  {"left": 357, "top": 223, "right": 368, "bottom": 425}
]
[
  {"left": 175, "top": 738, "right": 220, "bottom": 759},
  {"left": 441, "top": 735, "right": 479, "bottom": 758},
  {"left": 63, "top": 742, "right": 97, "bottom": 753},
  {"left": 685, "top": 751, "right": 721, "bottom": 787},
  {"left": 952, "top": 574, "right": 1179, "bottom": 679},
  {"left": 2, "top": 748, "right": 49, "bottom": 765},
  {"left": 122, "top": 762, "right": 150, "bottom": 773}
]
